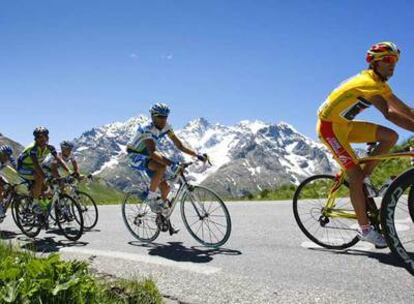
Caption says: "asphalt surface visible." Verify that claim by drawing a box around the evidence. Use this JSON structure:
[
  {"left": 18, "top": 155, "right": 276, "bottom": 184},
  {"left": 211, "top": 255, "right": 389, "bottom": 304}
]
[{"left": 1, "top": 201, "right": 413, "bottom": 304}]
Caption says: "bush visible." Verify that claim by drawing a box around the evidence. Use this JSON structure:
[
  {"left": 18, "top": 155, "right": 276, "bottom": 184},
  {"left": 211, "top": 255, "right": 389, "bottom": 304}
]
[
  {"left": 0, "top": 242, "right": 163, "bottom": 304},
  {"left": 0, "top": 242, "right": 98, "bottom": 304}
]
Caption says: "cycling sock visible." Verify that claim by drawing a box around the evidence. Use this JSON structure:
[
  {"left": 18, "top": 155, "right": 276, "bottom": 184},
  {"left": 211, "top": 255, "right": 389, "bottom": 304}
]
[
  {"left": 360, "top": 224, "right": 371, "bottom": 235},
  {"left": 147, "top": 191, "right": 158, "bottom": 199}
]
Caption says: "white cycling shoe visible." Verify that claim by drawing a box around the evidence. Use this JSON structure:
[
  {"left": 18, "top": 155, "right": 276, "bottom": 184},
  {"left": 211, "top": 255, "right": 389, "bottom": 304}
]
[
  {"left": 146, "top": 197, "right": 164, "bottom": 213},
  {"left": 357, "top": 226, "right": 387, "bottom": 249}
]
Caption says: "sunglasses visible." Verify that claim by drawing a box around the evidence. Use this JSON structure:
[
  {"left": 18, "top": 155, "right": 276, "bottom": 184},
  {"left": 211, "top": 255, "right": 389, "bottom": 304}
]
[{"left": 381, "top": 55, "right": 398, "bottom": 64}]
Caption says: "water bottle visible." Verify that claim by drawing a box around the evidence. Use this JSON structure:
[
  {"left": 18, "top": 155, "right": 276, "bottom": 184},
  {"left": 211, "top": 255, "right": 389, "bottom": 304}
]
[{"left": 39, "top": 197, "right": 51, "bottom": 211}]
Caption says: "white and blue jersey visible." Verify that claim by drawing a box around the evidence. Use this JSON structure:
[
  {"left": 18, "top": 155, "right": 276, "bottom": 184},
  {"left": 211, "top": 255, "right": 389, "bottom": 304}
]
[
  {"left": 127, "top": 122, "right": 174, "bottom": 176},
  {"left": 127, "top": 122, "right": 174, "bottom": 156}
]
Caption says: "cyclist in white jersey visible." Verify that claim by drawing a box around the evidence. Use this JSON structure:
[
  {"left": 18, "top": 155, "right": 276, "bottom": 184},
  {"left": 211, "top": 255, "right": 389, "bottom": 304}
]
[
  {"left": 127, "top": 103, "right": 208, "bottom": 217},
  {"left": 42, "top": 141, "right": 79, "bottom": 179}
]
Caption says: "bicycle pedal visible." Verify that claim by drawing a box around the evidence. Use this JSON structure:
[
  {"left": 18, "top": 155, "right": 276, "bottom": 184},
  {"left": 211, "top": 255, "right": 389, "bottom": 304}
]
[
  {"left": 156, "top": 215, "right": 169, "bottom": 232},
  {"left": 169, "top": 226, "right": 179, "bottom": 236}
]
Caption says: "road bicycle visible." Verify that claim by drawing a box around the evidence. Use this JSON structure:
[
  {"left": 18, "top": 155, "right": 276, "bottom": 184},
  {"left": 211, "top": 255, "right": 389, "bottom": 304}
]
[
  {"left": 293, "top": 150, "right": 414, "bottom": 275},
  {"left": 15, "top": 176, "right": 84, "bottom": 241},
  {"left": 62, "top": 175, "right": 99, "bottom": 230},
  {"left": 0, "top": 180, "right": 28, "bottom": 227},
  {"left": 122, "top": 161, "right": 232, "bottom": 247}
]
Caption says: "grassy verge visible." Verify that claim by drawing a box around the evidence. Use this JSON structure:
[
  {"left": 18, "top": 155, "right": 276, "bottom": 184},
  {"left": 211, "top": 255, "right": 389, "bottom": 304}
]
[
  {"left": 0, "top": 242, "right": 163, "bottom": 304},
  {"left": 78, "top": 179, "right": 125, "bottom": 205}
]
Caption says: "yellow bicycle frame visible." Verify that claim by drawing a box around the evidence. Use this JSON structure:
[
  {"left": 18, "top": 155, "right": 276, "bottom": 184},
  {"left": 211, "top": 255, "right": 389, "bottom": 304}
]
[{"left": 322, "top": 151, "right": 414, "bottom": 220}]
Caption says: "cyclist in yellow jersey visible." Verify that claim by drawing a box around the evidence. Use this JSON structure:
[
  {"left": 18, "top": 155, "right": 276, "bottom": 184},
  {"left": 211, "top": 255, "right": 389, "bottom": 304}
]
[{"left": 317, "top": 42, "right": 414, "bottom": 247}]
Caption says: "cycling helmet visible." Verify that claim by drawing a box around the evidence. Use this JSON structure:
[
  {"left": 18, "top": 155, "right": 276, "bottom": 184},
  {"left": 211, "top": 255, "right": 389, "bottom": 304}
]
[
  {"left": 33, "top": 126, "right": 49, "bottom": 138},
  {"left": 60, "top": 140, "right": 74, "bottom": 150},
  {"left": 150, "top": 103, "right": 170, "bottom": 117},
  {"left": 366, "top": 41, "right": 400, "bottom": 63}
]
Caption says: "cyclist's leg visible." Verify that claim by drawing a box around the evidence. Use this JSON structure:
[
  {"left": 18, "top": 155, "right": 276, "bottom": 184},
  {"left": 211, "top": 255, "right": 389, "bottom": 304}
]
[
  {"left": 318, "top": 120, "right": 369, "bottom": 225},
  {"left": 17, "top": 166, "right": 38, "bottom": 198},
  {"left": 159, "top": 181, "right": 170, "bottom": 201},
  {"left": 346, "top": 166, "right": 369, "bottom": 226},
  {"left": 349, "top": 121, "right": 398, "bottom": 176},
  {"left": 147, "top": 160, "right": 167, "bottom": 193},
  {"left": 50, "top": 162, "right": 61, "bottom": 179},
  {"left": 32, "top": 172, "right": 45, "bottom": 200}
]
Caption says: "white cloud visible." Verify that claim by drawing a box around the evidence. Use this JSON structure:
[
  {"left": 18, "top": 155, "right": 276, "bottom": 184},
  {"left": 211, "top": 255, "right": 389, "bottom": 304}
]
[{"left": 162, "top": 53, "right": 173, "bottom": 60}]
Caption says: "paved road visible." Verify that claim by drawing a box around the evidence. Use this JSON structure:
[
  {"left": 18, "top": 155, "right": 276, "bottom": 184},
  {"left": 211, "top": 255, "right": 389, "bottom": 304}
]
[{"left": 1, "top": 201, "right": 413, "bottom": 304}]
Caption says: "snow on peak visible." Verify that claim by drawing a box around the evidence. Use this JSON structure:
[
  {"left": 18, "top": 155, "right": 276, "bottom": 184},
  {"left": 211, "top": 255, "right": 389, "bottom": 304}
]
[
  {"left": 184, "top": 117, "right": 211, "bottom": 131},
  {"left": 277, "top": 121, "right": 298, "bottom": 132},
  {"left": 238, "top": 120, "right": 268, "bottom": 133}
]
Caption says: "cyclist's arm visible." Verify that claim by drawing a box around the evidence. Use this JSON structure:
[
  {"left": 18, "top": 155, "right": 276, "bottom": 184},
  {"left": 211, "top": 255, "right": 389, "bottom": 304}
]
[
  {"left": 370, "top": 95, "right": 414, "bottom": 131},
  {"left": 55, "top": 156, "right": 70, "bottom": 173},
  {"left": 388, "top": 94, "right": 414, "bottom": 118},
  {"left": 168, "top": 132, "right": 197, "bottom": 157},
  {"left": 71, "top": 159, "right": 80, "bottom": 175},
  {"left": 51, "top": 149, "right": 70, "bottom": 173},
  {"left": 144, "top": 139, "right": 174, "bottom": 166}
]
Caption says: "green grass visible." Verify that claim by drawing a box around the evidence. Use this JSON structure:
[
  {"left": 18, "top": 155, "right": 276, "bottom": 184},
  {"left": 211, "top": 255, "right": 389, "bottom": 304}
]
[
  {"left": 0, "top": 241, "right": 163, "bottom": 304},
  {"left": 78, "top": 179, "right": 125, "bottom": 205}
]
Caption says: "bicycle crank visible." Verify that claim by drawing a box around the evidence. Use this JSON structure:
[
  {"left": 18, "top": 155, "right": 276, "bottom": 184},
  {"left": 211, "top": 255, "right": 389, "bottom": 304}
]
[{"left": 156, "top": 214, "right": 170, "bottom": 232}]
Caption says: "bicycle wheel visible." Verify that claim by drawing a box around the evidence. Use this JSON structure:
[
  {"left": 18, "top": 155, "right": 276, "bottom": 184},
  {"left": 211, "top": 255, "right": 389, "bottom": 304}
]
[
  {"left": 75, "top": 191, "right": 99, "bottom": 230},
  {"left": 381, "top": 168, "right": 414, "bottom": 276},
  {"left": 14, "top": 195, "right": 42, "bottom": 238},
  {"left": 407, "top": 185, "right": 414, "bottom": 223},
  {"left": 121, "top": 191, "right": 160, "bottom": 242},
  {"left": 180, "top": 185, "right": 232, "bottom": 247},
  {"left": 293, "top": 175, "right": 359, "bottom": 250},
  {"left": 10, "top": 195, "right": 19, "bottom": 227},
  {"left": 55, "top": 194, "right": 84, "bottom": 241}
]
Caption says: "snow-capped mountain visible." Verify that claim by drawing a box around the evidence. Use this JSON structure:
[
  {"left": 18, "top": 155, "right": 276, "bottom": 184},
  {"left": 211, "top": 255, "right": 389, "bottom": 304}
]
[{"left": 73, "top": 115, "right": 337, "bottom": 197}]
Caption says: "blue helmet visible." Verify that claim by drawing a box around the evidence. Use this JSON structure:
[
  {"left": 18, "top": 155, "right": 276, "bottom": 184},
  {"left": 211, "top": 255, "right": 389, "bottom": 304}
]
[
  {"left": 60, "top": 140, "right": 74, "bottom": 150},
  {"left": 150, "top": 103, "right": 170, "bottom": 117},
  {"left": 0, "top": 145, "right": 13, "bottom": 156}
]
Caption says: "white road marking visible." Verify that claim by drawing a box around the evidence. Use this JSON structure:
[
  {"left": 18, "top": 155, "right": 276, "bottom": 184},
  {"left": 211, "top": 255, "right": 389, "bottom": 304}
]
[
  {"left": 60, "top": 247, "right": 221, "bottom": 275},
  {"left": 301, "top": 241, "right": 373, "bottom": 251}
]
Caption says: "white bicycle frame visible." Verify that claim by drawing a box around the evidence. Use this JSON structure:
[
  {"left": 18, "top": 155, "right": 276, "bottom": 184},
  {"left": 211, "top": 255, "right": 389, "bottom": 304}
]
[{"left": 148, "top": 163, "right": 205, "bottom": 220}]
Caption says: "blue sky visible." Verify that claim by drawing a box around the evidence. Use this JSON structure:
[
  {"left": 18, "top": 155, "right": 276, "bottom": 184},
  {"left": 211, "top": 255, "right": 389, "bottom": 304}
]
[{"left": 1, "top": 0, "right": 414, "bottom": 146}]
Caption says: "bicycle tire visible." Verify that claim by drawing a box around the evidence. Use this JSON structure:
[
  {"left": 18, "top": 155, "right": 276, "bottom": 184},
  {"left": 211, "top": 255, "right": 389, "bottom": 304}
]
[
  {"left": 121, "top": 191, "right": 160, "bottom": 242},
  {"left": 14, "top": 195, "right": 42, "bottom": 238},
  {"left": 75, "top": 191, "right": 99, "bottom": 230},
  {"left": 293, "top": 174, "right": 359, "bottom": 250},
  {"left": 55, "top": 194, "right": 84, "bottom": 241},
  {"left": 381, "top": 167, "right": 414, "bottom": 276},
  {"left": 180, "top": 185, "right": 232, "bottom": 247}
]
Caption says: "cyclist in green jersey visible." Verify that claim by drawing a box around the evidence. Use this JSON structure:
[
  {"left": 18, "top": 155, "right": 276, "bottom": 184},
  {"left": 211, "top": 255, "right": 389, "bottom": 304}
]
[{"left": 17, "top": 127, "right": 70, "bottom": 211}]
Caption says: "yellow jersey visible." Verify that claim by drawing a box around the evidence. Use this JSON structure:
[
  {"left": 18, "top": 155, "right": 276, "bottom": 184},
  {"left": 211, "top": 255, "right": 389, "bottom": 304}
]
[{"left": 318, "top": 69, "right": 393, "bottom": 123}]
